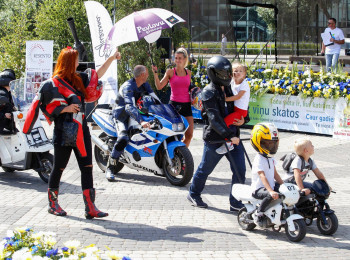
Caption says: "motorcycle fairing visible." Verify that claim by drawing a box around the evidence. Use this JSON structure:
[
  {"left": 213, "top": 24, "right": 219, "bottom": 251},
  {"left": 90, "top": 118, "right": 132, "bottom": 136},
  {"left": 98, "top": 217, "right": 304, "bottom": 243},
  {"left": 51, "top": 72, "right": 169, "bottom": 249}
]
[
  {"left": 148, "top": 104, "right": 183, "bottom": 124},
  {"left": 286, "top": 214, "right": 304, "bottom": 232},
  {"left": 92, "top": 110, "right": 118, "bottom": 137}
]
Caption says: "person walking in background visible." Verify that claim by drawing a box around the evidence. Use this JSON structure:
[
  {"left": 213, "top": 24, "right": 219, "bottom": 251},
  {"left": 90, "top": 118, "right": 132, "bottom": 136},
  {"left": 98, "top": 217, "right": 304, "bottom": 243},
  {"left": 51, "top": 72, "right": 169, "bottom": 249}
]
[
  {"left": 23, "top": 47, "right": 121, "bottom": 219},
  {"left": 321, "top": 18, "right": 345, "bottom": 72},
  {"left": 152, "top": 47, "right": 194, "bottom": 147},
  {"left": 221, "top": 34, "right": 227, "bottom": 56}
]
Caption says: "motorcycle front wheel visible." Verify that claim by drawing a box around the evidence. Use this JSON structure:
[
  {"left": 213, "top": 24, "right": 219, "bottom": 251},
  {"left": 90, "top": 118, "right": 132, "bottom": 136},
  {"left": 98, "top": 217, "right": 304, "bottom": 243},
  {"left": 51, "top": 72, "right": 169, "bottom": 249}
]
[
  {"left": 162, "top": 146, "right": 194, "bottom": 186},
  {"left": 317, "top": 213, "right": 338, "bottom": 235},
  {"left": 94, "top": 133, "right": 124, "bottom": 174},
  {"left": 237, "top": 207, "right": 256, "bottom": 231},
  {"left": 37, "top": 152, "right": 53, "bottom": 183},
  {"left": 285, "top": 219, "right": 306, "bottom": 242}
]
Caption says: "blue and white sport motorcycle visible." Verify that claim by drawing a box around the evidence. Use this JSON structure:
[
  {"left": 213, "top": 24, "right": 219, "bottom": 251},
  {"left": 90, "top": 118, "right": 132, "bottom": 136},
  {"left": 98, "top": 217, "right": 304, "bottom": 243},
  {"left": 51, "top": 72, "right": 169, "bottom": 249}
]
[{"left": 91, "top": 97, "right": 194, "bottom": 186}]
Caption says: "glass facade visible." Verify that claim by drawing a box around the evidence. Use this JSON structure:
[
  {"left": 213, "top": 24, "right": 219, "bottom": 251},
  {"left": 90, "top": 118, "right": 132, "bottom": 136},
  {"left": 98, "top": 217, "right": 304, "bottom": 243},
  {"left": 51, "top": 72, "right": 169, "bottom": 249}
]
[{"left": 174, "top": 0, "right": 350, "bottom": 56}]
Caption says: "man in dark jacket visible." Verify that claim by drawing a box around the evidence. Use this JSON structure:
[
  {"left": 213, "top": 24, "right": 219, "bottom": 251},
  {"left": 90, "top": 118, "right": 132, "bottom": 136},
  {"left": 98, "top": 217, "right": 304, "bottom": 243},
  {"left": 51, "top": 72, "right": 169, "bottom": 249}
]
[
  {"left": 0, "top": 69, "right": 16, "bottom": 134},
  {"left": 187, "top": 56, "right": 246, "bottom": 210}
]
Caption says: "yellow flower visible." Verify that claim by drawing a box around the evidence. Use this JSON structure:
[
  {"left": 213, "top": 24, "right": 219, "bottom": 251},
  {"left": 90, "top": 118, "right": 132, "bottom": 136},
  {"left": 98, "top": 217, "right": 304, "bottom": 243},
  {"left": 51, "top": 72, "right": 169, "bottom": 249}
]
[
  {"left": 298, "top": 84, "right": 303, "bottom": 90},
  {"left": 343, "top": 89, "right": 347, "bottom": 93},
  {"left": 254, "top": 85, "right": 259, "bottom": 90},
  {"left": 15, "top": 227, "right": 28, "bottom": 234},
  {"left": 306, "top": 90, "right": 311, "bottom": 95},
  {"left": 328, "top": 88, "right": 332, "bottom": 93},
  {"left": 324, "top": 92, "right": 330, "bottom": 98},
  {"left": 44, "top": 236, "right": 57, "bottom": 247},
  {"left": 303, "top": 89, "right": 307, "bottom": 94},
  {"left": 306, "top": 83, "right": 311, "bottom": 88},
  {"left": 106, "top": 251, "right": 122, "bottom": 260},
  {"left": 347, "top": 94, "right": 350, "bottom": 100}
]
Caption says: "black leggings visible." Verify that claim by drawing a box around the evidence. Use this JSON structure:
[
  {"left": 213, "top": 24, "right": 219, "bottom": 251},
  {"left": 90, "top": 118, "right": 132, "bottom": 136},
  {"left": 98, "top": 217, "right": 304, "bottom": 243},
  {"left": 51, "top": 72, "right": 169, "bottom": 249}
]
[{"left": 48, "top": 130, "right": 93, "bottom": 190}]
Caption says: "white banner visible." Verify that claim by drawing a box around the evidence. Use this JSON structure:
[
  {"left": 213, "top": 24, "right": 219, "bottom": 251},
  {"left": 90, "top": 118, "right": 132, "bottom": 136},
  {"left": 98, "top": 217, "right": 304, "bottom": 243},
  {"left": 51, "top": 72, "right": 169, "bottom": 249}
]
[
  {"left": 247, "top": 94, "right": 336, "bottom": 135},
  {"left": 25, "top": 40, "right": 53, "bottom": 103},
  {"left": 332, "top": 98, "right": 350, "bottom": 139},
  {"left": 85, "top": 0, "right": 118, "bottom": 104}
]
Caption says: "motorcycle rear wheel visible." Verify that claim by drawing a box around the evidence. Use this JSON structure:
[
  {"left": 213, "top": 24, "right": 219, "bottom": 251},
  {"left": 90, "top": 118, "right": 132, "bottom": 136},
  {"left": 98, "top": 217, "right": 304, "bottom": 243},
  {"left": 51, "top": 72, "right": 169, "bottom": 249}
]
[
  {"left": 162, "top": 146, "right": 193, "bottom": 186},
  {"left": 285, "top": 219, "right": 306, "bottom": 242},
  {"left": 37, "top": 152, "right": 53, "bottom": 183},
  {"left": 317, "top": 213, "right": 338, "bottom": 235},
  {"left": 237, "top": 207, "right": 256, "bottom": 231},
  {"left": 94, "top": 133, "right": 124, "bottom": 174}
]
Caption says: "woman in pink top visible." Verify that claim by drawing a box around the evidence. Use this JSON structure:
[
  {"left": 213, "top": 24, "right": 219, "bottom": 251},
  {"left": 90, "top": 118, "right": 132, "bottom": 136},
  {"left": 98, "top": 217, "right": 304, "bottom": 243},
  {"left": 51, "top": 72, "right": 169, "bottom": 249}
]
[{"left": 152, "top": 47, "right": 193, "bottom": 147}]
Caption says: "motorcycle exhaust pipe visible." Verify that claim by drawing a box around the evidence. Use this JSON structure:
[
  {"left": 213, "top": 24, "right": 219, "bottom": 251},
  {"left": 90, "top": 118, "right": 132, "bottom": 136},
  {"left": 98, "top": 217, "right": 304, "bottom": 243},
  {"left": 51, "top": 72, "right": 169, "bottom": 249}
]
[{"left": 91, "top": 134, "right": 110, "bottom": 155}]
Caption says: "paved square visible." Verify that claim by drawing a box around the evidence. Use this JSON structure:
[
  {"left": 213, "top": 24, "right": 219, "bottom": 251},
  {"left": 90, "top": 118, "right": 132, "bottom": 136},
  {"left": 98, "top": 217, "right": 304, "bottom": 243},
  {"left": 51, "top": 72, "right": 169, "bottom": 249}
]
[{"left": 1, "top": 123, "right": 349, "bottom": 259}]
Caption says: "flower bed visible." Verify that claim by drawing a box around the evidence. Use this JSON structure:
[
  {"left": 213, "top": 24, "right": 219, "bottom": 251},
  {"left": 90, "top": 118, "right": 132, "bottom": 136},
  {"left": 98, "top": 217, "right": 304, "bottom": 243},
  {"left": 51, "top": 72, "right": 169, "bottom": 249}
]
[
  {"left": 0, "top": 227, "right": 131, "bottom": 260},
  {"left": 247, "top": 64, "right": 350, "bottom": 100}
]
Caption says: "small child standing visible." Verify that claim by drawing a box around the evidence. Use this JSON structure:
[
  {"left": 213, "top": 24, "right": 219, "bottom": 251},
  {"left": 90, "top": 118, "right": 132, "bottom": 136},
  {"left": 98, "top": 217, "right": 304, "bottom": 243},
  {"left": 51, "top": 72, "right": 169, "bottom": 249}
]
[
  {"left": 250, "top": 123, "right": 284, "bottom": 226},
  {"left": 283, "top": 138, "right": 328, "bottom": 195},
  {"left": 216, "top": 62, "right": 250, "bottom": 154}
]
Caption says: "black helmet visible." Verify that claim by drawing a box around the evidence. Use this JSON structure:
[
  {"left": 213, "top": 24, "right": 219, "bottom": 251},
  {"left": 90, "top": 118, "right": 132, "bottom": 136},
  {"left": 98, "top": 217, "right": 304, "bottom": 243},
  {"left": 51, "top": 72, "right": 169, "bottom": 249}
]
[
  {"left": 206, "top": 56, "right": 232, "bottom": 86},
  {"left": 0, "top": 69, "right": 16, "bottom": 87}
]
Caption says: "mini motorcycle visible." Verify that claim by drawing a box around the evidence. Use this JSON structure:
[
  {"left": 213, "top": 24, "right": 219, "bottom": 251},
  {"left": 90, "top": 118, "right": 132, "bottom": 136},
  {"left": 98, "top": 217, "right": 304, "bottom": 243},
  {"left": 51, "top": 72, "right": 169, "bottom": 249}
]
[
  {"left": 91, "top": 95, "right": 194, "bottom": 186},
  {"left": 295, "top": 179, "right": 338, "bottom": 235},
  {"left": 232, "top": 183, "right": 307, "bottom": 242},
  {"left": 0, "top": 79, "right": 53, "bottom": 183}
]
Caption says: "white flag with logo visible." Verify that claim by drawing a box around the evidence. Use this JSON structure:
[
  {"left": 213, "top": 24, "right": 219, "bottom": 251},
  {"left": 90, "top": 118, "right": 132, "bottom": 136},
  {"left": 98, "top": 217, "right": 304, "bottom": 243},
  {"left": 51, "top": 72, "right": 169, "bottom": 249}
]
[{"left": 85, "top": 0, "right": 118, "bottom": 104}]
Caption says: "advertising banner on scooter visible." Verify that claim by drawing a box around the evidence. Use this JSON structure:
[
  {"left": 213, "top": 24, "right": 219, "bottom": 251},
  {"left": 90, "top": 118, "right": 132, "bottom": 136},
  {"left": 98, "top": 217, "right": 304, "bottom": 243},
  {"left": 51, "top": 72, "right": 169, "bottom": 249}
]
[
  {"left": 25, "top": 40, "right": 53, "bottom": 102},
  {"left": 85, "top": 0, "right": 118, "bottom": 104},
  {"left": 247, "top": 94, "right": 336, "bottom": 135},
  {"left": 332, "top": 98, "right": 350, "bottom": 139}
]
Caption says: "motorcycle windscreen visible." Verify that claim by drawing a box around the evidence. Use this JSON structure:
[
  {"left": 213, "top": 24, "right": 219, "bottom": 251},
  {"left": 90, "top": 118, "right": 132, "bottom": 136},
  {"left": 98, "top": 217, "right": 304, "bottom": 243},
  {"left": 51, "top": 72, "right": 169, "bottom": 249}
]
[{"left": 148, "top": 104, "right": 183, "bottom": 124}]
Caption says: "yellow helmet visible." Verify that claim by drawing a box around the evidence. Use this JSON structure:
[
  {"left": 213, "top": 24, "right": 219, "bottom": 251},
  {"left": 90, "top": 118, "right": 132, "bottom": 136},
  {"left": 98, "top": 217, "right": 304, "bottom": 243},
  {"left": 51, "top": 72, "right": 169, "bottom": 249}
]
[{"left": 251, "top": 122, "right": 279, "bottom": 157}]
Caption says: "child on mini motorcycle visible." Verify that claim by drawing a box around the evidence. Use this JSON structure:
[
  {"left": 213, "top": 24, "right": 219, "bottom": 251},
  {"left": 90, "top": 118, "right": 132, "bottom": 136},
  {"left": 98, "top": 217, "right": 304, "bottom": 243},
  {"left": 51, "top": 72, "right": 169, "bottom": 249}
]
[
  {"left": 282, "top": 138, "right": 328, "bottom": 195},
  {"left": 250, "top": 122, "right": 284, "bottom": 226}
]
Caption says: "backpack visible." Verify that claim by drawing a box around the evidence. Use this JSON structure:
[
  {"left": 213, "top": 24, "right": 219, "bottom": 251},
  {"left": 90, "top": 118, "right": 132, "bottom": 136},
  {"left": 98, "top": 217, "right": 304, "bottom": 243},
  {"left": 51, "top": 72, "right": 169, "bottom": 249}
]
[{"left": 280, "top": 152, "right": 313, "bottom": 173}]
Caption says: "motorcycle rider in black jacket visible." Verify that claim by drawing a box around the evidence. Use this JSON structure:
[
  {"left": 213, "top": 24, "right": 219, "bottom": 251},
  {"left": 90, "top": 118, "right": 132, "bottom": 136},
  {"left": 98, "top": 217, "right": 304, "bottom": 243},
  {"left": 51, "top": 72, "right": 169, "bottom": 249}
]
[
  {"left": 188, "top": 56, "right": 246, "bottom": 210},
  {"left": 0, "top": 69, "right": 16, "bottom": 134}
]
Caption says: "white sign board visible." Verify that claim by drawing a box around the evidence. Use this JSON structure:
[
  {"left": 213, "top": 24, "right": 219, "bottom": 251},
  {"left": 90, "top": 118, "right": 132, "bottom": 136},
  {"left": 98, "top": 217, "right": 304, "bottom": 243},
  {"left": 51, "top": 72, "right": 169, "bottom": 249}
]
[{"left": 25, "top": 40, "right": 53, "bottom": 102}]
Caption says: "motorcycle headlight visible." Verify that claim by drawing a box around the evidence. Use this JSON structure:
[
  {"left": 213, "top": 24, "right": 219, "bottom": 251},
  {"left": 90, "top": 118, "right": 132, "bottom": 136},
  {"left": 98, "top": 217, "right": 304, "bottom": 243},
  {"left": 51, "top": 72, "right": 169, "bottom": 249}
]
[{"left": 172, "top": 123, "right": 185, "bottom": 132}]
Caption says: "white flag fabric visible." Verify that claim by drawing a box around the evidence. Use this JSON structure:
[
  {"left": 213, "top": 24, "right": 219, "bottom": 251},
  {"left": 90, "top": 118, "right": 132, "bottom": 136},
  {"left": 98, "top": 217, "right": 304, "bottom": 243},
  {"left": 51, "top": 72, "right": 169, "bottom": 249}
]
[{"left": 85, "top": 0, "right": 118, "bottom": 104}]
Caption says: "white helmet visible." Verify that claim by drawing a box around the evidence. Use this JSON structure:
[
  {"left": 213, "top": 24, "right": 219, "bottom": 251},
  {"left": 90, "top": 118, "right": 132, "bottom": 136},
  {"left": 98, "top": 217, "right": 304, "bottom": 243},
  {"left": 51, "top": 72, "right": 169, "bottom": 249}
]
[{"left": 279, "top": 183, "right": 300, "bottom": 206}]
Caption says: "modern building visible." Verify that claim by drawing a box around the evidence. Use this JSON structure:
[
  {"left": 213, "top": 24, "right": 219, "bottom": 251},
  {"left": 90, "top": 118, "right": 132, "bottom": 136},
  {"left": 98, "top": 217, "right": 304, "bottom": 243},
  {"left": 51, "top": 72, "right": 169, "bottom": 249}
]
[{"left": 174, "top": 0, "right": 350, "bottom": 56}]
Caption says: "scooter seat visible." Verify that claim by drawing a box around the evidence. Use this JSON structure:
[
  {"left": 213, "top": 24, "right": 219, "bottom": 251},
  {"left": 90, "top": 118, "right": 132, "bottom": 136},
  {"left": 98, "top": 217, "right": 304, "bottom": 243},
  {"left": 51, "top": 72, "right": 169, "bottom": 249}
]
[{"left": 232, "top": 184, "right": 255, "bottom": 201}]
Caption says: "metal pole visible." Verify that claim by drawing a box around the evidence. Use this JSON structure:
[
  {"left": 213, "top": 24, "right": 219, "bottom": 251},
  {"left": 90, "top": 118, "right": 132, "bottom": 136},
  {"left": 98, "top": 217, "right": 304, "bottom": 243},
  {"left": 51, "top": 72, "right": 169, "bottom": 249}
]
[
  {"left": 316, "top": 4, "right": 319, "bottom": 55},
  {"left": 296, "top": 0, "right": 299, "bottom": 56},
  {"left": 113, "top": 0, "right": 116, "bottom": 24}
]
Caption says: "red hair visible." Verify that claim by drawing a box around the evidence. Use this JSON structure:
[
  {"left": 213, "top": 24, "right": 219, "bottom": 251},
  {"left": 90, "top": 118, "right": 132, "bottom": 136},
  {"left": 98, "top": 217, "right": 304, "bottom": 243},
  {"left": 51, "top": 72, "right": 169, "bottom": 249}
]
[{"left": 53, "top": 48, "right": 87, "bottom": 97}]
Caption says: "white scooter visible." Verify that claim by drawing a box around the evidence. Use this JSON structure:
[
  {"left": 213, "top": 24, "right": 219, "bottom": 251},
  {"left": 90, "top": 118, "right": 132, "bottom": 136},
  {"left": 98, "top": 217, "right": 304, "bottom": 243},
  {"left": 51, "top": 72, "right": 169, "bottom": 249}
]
[
  {"left": 232, "top": 183, "right": 307, "bottom": 242},
  {"left": 0, "top": 79, "right": 53, "bottom": 183}
]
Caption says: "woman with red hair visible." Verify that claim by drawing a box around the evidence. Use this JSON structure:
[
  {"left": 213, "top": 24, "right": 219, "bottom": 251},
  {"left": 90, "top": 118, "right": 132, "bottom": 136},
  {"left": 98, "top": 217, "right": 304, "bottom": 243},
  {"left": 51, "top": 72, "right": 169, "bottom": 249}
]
[{"left": 24, "top": 47, "right": 120, "bottom": 219}]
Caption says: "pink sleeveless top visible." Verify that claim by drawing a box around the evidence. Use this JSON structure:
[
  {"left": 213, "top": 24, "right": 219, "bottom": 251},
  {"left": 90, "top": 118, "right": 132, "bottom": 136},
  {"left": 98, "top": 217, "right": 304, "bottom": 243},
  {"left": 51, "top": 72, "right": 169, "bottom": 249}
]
[{"left": 169, "top": 68, "right": 191, "bottom": 103}]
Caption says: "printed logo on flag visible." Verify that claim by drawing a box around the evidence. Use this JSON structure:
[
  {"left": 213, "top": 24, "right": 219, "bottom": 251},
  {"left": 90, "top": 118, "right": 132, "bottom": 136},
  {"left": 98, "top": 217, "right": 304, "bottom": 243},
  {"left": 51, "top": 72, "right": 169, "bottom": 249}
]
[{"left": 167, "top": 16, "right": 179, "bottom": 24}]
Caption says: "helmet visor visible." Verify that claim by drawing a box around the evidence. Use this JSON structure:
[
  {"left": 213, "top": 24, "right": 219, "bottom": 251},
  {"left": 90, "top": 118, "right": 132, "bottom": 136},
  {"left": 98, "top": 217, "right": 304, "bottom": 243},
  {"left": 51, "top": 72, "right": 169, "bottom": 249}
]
[
  {"left": 215, "top": 69, "right": 232, "bottom": 82},
  {"left": 260, "top": 139, "right": 279, "bottom": 154}
]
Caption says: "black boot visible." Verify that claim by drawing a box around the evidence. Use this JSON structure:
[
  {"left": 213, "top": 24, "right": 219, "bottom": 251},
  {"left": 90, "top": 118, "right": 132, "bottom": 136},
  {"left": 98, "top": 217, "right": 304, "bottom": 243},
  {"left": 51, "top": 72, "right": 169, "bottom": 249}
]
[
  {"left": 48, "top": 188, "right": 67, "bottom": 216},
  {"left": 83, "top": 188, "right": 108, "bottom": 219}
]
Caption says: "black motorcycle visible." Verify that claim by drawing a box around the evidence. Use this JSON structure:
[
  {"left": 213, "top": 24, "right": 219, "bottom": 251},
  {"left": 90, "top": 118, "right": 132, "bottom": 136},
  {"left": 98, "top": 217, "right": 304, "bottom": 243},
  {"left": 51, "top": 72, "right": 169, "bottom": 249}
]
[{"left": 295, "top": 180, "right": 338, "bottom": 235}]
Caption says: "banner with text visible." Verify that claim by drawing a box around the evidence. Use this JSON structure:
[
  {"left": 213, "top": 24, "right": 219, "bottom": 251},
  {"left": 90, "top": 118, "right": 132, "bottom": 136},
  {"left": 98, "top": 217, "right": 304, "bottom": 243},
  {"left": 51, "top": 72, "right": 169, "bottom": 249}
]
[
  {"left": 332, "top": 98, "right": 350, "bottom": 139},
  {"left": 85, "top": 0, "right": 118, "bottom": 104},
  {"left": 247, "top": 94, "right": 336, "bottom": 135},
  {"left": 25, "top": 40, "right": 53, "bottom": 103}
]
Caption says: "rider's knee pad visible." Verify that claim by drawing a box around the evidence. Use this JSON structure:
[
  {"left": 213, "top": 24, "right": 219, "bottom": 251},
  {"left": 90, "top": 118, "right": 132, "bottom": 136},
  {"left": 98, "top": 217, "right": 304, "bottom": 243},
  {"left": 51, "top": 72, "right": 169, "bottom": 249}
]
[{"left": 114, "top": 136, "right": 129, "bottom": 151}]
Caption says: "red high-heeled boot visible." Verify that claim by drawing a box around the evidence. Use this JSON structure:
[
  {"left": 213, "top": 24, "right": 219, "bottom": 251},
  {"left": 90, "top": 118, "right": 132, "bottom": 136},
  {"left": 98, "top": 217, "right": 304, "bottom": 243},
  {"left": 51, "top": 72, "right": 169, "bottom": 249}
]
[
  {"left": 83, "top": 188, "right": 108, "bottom": 219},
  {"left": 48, "top": 188, "right": 67, "bottom": 216}
]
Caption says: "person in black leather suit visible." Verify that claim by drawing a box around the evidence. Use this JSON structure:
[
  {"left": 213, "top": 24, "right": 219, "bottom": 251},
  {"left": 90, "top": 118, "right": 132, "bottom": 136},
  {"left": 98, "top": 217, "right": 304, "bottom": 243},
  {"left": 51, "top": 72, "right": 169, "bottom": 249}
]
[
  {"left": 187, "top": 56, "right": 246, "bottom": 211},
  {"left": 0, "top": 69, "right": 16, "bottom": 134}
]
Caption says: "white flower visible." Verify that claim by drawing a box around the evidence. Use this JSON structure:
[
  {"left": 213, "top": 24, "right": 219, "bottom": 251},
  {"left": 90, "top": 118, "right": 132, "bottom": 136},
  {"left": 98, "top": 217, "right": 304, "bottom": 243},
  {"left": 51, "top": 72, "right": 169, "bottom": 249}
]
[
  {"left": 31, "top": 232, "right": 44, "bottom": 240},
  {"left": 6, "top": 230, "right": 14, "bottom": 238},
  {"left": 12, "top": 247, "right": 31, "bottom": 260},
  {"left": 43, "top": 236, "right": 57, "bottom": 247},
  {"left": 64, "top": 240, "right": 81, "bottom": 249},
  {"left": 14, "top": 227, "right": 28, "bottom": 234},
  {"left": 263, "top": 69, "right": 272, "bottom": 73}
]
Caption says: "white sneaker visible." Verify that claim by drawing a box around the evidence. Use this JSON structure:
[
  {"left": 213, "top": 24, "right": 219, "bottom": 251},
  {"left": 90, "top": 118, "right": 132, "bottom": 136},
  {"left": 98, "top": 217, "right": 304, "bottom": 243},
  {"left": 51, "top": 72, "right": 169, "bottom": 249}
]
[{"left": 216, "top": 142, "right": 234, "bottom": 154}]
